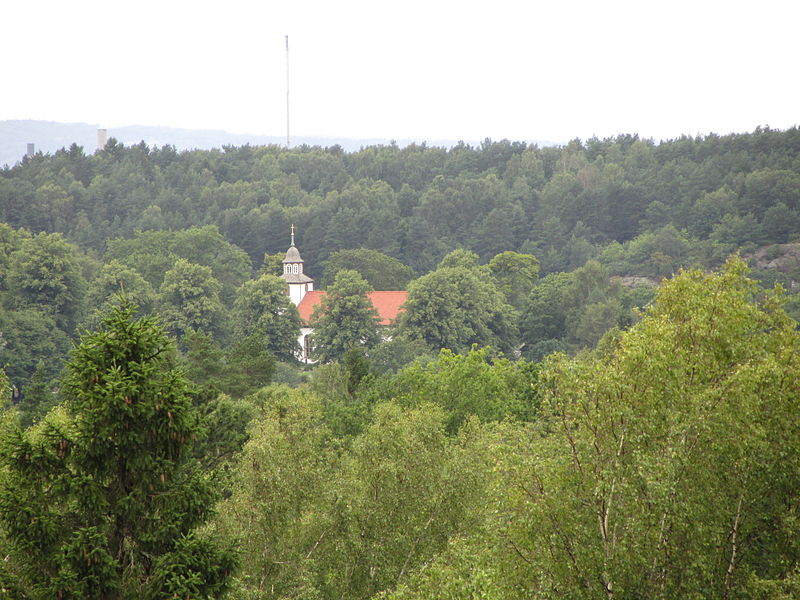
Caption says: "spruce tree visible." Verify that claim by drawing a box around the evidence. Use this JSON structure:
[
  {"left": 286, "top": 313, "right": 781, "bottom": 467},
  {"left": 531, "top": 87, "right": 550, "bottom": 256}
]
[{"left": 0, "top": 301, "right": 235, "bottom": 598}]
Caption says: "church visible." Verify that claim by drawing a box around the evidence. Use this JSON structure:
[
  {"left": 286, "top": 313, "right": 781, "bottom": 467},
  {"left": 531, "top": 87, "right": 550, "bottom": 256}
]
[{"left": 279, "top": 227, "right": 408, "bottom": 362}]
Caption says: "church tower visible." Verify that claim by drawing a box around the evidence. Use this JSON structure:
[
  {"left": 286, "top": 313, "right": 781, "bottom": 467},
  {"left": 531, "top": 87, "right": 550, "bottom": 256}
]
[{"left": 280, "top": 224, "right": 314, "bottom": 305}]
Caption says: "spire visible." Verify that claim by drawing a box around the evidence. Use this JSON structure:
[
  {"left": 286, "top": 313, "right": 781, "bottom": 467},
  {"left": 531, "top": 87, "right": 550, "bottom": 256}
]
[
  {"left": 281, "top": 223, "right": 314, "bottom": 306},
  {"left": 283, "top": 225, "right": 304, "bottom": 264}
]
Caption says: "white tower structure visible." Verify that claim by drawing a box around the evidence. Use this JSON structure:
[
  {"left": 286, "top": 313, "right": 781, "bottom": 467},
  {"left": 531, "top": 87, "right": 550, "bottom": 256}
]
[
  {"left": 97, "top": 129, "right": 108, "bottom": 151},
  {"left": 280, "top": 224, "right": 313, "bottom": 305}
]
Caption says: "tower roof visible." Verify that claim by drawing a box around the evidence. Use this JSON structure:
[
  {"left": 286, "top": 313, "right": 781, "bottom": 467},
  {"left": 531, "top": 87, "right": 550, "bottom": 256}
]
[
  {"left": 283, "top": 245, "right": 303, "bottom": 263},
  {"left": 282, "top": 271, "right": 314, "bottom": 284}
]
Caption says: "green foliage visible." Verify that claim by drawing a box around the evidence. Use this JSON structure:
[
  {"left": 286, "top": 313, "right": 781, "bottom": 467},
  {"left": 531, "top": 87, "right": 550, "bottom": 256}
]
[
  {"left": 762, "top": 202, "right": 800, "bottom": 242},
  {"left": 382, "top": 533, "right": 511, "bottom": 600},
  {"left": 191, "top": 391, "right": 259, "bottom": 471},
  {"left": 223, "top": 334, "right": 277, "bottom": 398},
  {"left": 487, "top": 250, "right": 539, "bottom": 309},
  {"left": 342, "top": 346, "right": 373, "bottom": 396},
  {"left": 16, "top": 360, "right": 58, "bottom": 429},
  {"left": 367, "top": 346, "right": 538, "bottom": 433},
  {"left": 5, "top": 128, "right": 800, "bottom": 598},
  {"left": 158, "top": 258, "right": 227, "bottom": 341},
  {"left": 4, "top": 231, "right": 86, "bottom": 332},
  {"left": 219, "top": 391, "right": 497, "bottom": 600},
  {"left": 2, "top": 127, "right": 800, "bottom": 283},
  {"left": 181, "top": 329, "right": 276, "bottom": 399},
  {"left": 0, "top": 222, "right": 31, "bottom": 291},
  {"left": 307, "top": 361, "right": 372, "bottom": 440},
  {"left": 311, "top": 269, "right": 380, "bottom": 363},
  {"left": 105, "top": 226, "right": 251, "bottom": 301},
  {"left": 321, "top": 247, "right": 415, "bottom": 290},
  {"left": 597, "top": 224, "right": 696, "bottom": 277},
  {"left": 0, "top": 302, "right": 235, "bottom": 598},
  {"left": 0, "top": 306, "right": 71, "bottom": 389},
  {"left": 259, "top": 252, "right": 285, "bottom": 277},
  {"left": 368, "top": 337, "right": 436, "bottom": 373},
  {"left": 399, "top": 265, "right": 517, "bottom": 354},
  {"left": 437, "top": 248, "right": 482, "bottom": 271},
  {"left": 741, "top": 168, "right": 800, "bottom": 218},
  {"left": 322, "top": 403, "right": 489, "bottom": 600},
  {"left": 520, "top": 260, "right": 646, "bottom": 360},
  {"left": 519, "top": 271, "right": 574, "bottom": 345},
  {"left": 179, "top": 331, "right": 268, "bottom": 468},
  {"left": 498, "top": 258, "right": 800, "bottom": 598},
  {"left": 180, "top": 330, "right": 228, "bottom": 392},
  {"left": 711, "top": 212, "right": 766, "bottom": 248},
  {"left": 84, "top": 260, "right": 156, "bottom": 327},
  {"left": 270, "top": 360, "right": 310, "bottom": 386},
  {"left": 231, "top": 274, "right": 301, "bottom": 361},
  {"left": 0, "top": 367, "right": 8, "bottom": 407},
  {"left": 216, "top": 386, "right": 336, "bottom": 599},
  {"left": 305, "top": 178, "right": 404, "bottom": 269},
  {"left": 4, "top": 129, "right": 800, "bottom": 373}
]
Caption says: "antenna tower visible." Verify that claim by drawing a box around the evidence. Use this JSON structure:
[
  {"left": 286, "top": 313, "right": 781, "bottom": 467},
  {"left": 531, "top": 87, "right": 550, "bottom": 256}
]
[{"left": 285, "top": 34, "right": 290, "bottom": 148}]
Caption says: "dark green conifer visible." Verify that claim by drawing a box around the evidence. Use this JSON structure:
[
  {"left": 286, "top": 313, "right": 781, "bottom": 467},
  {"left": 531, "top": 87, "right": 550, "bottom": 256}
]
[{"left": 0, "top": 301, "right": 235, "bottom": 598}]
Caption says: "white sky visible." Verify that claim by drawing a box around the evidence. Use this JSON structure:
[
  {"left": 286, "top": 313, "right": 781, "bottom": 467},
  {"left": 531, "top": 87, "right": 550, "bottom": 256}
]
[{"left": 2, "top": 0, "right": 798, "bottom": 144}]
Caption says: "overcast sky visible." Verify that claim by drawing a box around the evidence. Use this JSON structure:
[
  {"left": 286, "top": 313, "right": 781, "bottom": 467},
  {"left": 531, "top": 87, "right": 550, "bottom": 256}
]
[{"left": 3, "top": 0, "right": 798, "bottom": 144}]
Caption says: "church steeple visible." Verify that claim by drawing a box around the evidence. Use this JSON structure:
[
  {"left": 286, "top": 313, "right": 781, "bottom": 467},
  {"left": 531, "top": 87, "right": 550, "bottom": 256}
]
[{"left": 280, "top": 224, "right": 314, "bottom": 305}]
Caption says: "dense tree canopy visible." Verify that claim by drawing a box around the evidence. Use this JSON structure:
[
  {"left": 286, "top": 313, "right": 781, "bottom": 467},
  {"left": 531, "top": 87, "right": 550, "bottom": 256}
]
[
  {"left": 368, "top": 346, "right": 538, "bottom": 432},
  {"left": 104, "top": 226, "right": 251, "bottom": 302},
  {"left": 321, "top": 248, "right": 415, "bottom": 290},
  {"left": 2, "top": 127, "right": 798, "bottom": 280},
  {"left": 4, "top": 231, "right": 86, "bottom": 332},
  {"left": 231, "top": 274, "right": 301, "bottom": 361},
  {"left": 84, "top": 260, "right": 157, "bottom": 326},
  {"left": 2, "top": 127, "right": 800, "bottom": 597},
  {"left": 311, "top": 270, "right": 380, "bottom": 363},
  {"left": 398, "top": 262, "right": 518, "bottom": 355},
  {"left": 383, "top": 258, "right": 800, "bottom": 600},
  {"left": 217, "top": 386, "right": 497, "bottom": 600},
  {"left": 501, "top": 258, "right": 800, "bottom": 598},
  {"left": 0, "top": 302, "right": 235, "bottom": 597},
  {"left": 157, "top": 259, "right": 227, "bottom": 341},
  {"left": 488, "top": 250, "right": 540, "bottom": 309}
]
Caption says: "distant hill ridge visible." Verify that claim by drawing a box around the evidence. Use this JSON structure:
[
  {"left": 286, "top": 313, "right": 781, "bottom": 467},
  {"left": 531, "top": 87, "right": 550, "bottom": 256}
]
[{"left": 1, "top": 120, "right": 559, "bottom": 168}]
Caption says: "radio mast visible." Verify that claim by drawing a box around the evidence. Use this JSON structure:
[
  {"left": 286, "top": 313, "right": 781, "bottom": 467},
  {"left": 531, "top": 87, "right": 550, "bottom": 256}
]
[{"left": 285, "top": 34, "right": 290, "bottom": 148}]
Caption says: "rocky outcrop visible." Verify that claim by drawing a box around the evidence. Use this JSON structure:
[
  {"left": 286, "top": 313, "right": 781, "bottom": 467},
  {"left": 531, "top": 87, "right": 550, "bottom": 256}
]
[{"left": 749, "top": 243, "right": 800, "bottom": 272}]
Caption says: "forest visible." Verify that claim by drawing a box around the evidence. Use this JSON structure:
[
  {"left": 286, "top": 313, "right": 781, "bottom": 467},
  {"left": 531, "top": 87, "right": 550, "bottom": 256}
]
[{"left": 0, "top": 127, "right": 799, "bottom": 598}]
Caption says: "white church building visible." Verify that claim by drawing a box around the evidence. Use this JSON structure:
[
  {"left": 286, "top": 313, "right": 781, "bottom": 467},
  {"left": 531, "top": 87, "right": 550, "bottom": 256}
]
[{"left": 279, "top": 227, "right": 407, "bottom": 362}]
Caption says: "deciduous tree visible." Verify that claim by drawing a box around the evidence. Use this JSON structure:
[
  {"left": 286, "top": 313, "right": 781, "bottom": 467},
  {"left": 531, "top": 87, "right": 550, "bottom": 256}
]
[
  {"left": 5, "top": 231, "right": 86, "bottom": 332},
  {"left": 504, "top": 258, "right": 800, "bottom": 598},
  {"left": 488, "top": 250, "right": 539, "bottom": 309},
  {"left": 158, "top": 259, "right": 227, "bottom": 341},
  {"left": 85, "top": 260, "right": 156, "bottom": 327},
  {"left": 321, "top": 248, "right": 415, "bottom": 290},
  {"left": 399, "top": 265, "right": 517, "bottom": 355},
  {"left": 231, "top": 274, "right": 301, "bottom": 361},
  {"left": 311, "top": 270, "right": 380, "bottom": 363}
]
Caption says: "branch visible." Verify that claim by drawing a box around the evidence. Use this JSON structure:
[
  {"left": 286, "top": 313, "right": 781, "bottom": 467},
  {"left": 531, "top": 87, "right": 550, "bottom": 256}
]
[
  {"left": 398, "top": 516, "right": 435, "bottom": 580},
  {"left": 722, "top": 494, "right": 744, "bottom": 600},
  {"left": 305, "top": 529, "right": 328, "bottom": 560}
]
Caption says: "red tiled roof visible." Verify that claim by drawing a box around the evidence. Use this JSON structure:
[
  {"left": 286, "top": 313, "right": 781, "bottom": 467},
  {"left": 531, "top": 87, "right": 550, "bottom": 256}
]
[
  {"left": 368, "top": 291, "right": 408, "bottom": 325},
  {"left": 297, "top": 290, "right": 407, "bottom": 326},
  {"left": 297, "top": 291, "right": 326, "bottom": 323}
]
